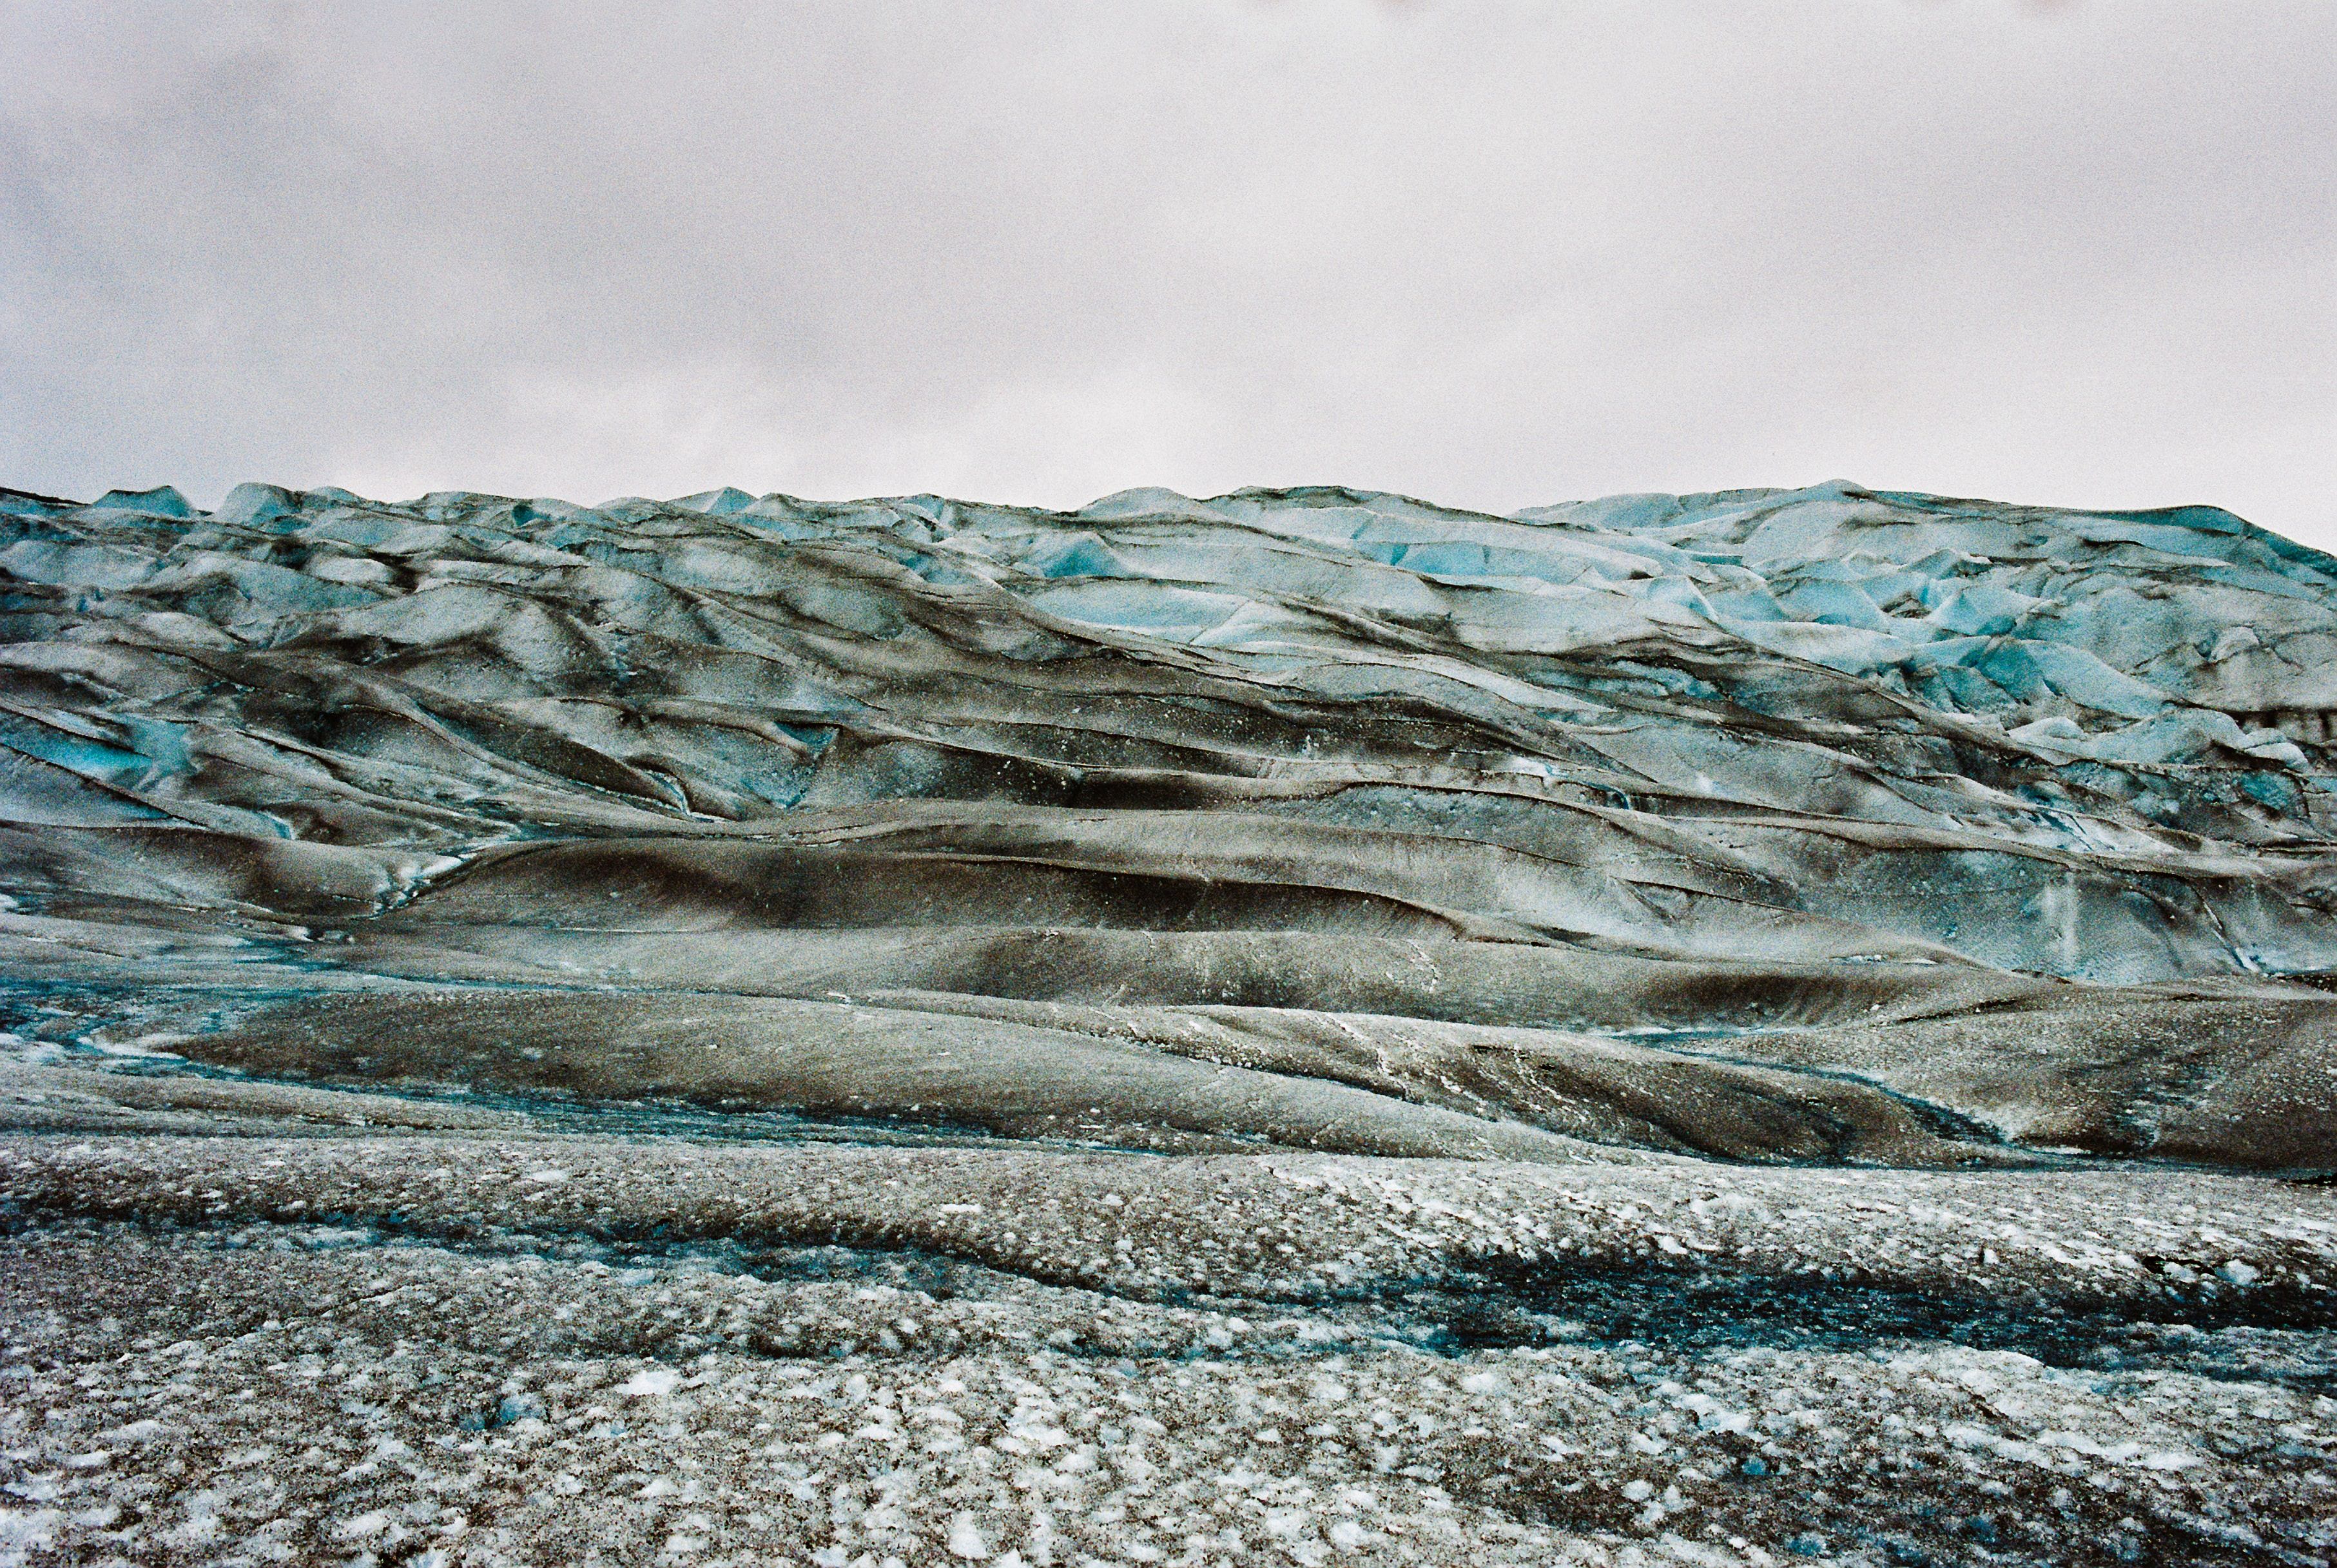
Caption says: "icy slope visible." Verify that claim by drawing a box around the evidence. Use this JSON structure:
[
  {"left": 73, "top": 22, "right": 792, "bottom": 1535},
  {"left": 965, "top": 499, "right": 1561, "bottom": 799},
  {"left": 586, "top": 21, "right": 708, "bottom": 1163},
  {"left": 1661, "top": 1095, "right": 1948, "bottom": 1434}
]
[
  {"left": 5, "top": 478, "right": 2336, "bottom": 968},
  {"left": 2, "top": 477, "right": 2336, "bottom": 1168}
]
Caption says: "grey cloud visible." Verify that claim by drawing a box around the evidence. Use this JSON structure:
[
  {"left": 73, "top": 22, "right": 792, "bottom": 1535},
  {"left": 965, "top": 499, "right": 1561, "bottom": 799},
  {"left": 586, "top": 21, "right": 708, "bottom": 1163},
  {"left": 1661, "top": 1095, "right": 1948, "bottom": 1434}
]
[{"left": 1, "top": 0, "right": 2331, "bottom": 544}]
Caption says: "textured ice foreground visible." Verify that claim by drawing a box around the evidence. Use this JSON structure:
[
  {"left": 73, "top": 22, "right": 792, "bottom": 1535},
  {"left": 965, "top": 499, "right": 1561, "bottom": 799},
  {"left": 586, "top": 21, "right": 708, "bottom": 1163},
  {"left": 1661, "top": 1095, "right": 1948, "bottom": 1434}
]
[{"left": 0, "top": 477, "right": 2333, "bottom": 1564}]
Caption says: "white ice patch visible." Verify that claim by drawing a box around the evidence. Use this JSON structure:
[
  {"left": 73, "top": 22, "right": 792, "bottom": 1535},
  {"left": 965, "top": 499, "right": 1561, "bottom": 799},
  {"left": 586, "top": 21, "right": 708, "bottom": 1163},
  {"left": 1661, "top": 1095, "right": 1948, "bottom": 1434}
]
[
  {"left": 947, "top": 1513, "right": 991, "bottom": 1559},
  {"left": 618, "top": 1368, "right": 683, "bottom": 1398}
]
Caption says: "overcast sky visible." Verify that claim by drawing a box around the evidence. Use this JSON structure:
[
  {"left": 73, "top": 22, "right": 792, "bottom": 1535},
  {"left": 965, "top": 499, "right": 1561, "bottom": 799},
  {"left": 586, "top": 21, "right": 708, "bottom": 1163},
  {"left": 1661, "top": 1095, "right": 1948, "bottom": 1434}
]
[{"left": 3, "top": 1, "right": 2331, "bottom": 545}]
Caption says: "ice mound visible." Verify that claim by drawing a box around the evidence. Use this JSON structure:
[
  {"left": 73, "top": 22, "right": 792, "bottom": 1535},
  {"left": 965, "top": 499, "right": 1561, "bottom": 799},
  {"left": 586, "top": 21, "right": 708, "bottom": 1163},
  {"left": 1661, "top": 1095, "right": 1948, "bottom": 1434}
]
[
  {"left": 3, "top": 475, "right": 2337, "bottom": 1170},
  {"left": 5, "top": 477, "right": 2335, "bottom": 967}
]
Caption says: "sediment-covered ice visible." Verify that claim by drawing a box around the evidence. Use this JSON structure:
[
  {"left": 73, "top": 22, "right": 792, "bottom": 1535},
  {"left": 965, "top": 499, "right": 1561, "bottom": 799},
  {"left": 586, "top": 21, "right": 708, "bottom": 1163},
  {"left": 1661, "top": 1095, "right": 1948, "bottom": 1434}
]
[
  {"left": 1, "top": 1136, "right": 2332, "bottom": 1565},
  {"left": 2, "top": 476, "right": 2334, "bottom": 1562}
]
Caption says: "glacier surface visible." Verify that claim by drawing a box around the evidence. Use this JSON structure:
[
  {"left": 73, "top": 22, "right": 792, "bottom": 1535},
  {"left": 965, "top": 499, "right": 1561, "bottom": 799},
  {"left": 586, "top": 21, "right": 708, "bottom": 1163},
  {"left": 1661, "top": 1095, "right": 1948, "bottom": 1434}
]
[{"left": 1, "top": 476, "right": 2334, "bottom": 1565}]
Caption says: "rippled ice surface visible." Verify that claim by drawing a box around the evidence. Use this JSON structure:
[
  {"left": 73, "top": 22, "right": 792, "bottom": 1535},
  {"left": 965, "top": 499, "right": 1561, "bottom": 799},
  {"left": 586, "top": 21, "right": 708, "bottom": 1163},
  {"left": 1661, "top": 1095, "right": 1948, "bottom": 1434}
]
[{"left": 2, "top": 476, "right": 2335, "bottom": 1563}]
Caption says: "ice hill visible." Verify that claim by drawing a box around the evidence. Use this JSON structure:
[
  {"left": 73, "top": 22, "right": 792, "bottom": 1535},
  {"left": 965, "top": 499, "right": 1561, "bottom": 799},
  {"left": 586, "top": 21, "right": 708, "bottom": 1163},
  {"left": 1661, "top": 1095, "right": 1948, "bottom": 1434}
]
[{"left": 3, "top": 476, "right": 2336, "bottom": 1170}]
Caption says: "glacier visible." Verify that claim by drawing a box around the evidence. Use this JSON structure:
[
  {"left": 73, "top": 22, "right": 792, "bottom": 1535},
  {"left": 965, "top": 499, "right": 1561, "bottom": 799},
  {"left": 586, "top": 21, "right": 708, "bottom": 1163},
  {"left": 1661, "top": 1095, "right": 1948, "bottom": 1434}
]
[{"left": 1, "top": 476, "right": 2332, "bottom": 1565}]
